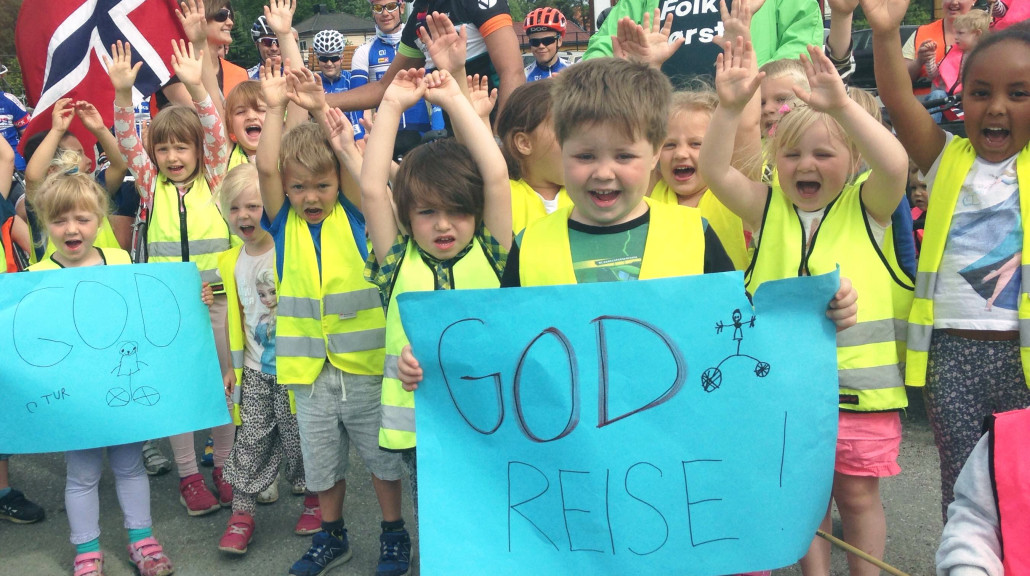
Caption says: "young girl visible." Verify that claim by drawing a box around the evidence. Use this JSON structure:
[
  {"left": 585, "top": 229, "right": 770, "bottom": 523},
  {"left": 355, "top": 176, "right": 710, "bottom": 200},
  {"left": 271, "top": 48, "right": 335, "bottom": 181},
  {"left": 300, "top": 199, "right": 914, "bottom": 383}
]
[
  {"left": 862, "top": 0, "right": 1030, "bottom": 522},
  {"left": 214, "top": 163, "right": 314, "bottom": 554},
  {"left": 495, "top": 79, "right": 571, "bottom": 234},
  {"left": 360, "top": 68, "right": 511, "bottom": 528},
  {"left": 759, "top": 58, "right": 808, "bottom": 137},
  {"left": 699, "top": 40, "right": 913, "bottom": 576},
  {"left": 649, "top": 89, "right": 752, "bottom": 270},
  {"left": 106, "top": 39, "right": 235, "bottom": 517},
  {"left": 28, "top": 171, "right": 175, "bottom": 576},
  {"left": 223, "top": 81, "right": 266, "bottom": 169}
]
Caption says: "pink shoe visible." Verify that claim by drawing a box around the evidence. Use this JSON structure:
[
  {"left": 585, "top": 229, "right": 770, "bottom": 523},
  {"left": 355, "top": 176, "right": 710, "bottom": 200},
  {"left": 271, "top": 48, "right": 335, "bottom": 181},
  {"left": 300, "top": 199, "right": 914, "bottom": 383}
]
[
  {"left": 178, "top": 473, "right": 220, "bottom": 516},
  {"left": 211, "top": 467, "right": 232, "bottom": 508},
  {"left": 218, "top": 512, "right": 255, "bottom": 555},
  {"left": 294, "top": 495, "right": 321, "bottom": 535},
  {"left": 127, "top": 537, "right": 174, "bottom": 576},
  {"left": 73, "top": 551, "right": 104, "bottom": 576}
]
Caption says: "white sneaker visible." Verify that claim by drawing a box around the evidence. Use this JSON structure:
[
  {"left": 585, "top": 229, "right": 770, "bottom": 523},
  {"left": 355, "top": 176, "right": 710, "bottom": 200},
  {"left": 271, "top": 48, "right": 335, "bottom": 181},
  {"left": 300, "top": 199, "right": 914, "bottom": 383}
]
[{"left": 257, "top": 475, "right": 279, "bottom": 504}]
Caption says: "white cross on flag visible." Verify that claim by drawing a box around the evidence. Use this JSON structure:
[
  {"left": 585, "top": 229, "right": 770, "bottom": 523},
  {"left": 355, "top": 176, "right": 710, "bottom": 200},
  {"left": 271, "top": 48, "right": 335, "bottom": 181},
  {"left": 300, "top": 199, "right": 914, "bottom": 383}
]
[{"left": 15, "top": 0, "right": 184, "bottom": 163}]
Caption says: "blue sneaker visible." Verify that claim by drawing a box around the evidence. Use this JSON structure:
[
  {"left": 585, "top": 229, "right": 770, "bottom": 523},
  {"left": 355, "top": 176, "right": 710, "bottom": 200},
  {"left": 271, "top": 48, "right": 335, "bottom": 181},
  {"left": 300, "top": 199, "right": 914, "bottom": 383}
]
[
  {"left": 376, "top": 529, "right": 411, "bottom": 576},
  {"left": 289, "top": 530, "right": 352, "bottom": 576}
]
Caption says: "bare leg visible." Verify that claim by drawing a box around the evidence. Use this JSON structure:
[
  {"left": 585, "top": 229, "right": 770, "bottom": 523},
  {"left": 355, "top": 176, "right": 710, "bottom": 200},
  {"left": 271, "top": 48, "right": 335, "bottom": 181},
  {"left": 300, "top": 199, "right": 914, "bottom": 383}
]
[
  {"left": 833, "top": 473, "right": 886, "bottom": 576},
  {"left": 799, "top": 502, "right": 832, "bottom": 576}
]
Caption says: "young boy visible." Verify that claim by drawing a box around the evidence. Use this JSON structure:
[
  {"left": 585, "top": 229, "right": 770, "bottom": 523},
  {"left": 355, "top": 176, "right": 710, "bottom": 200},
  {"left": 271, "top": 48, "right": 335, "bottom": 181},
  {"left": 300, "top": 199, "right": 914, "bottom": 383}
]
[{"left": 255, "top": 61, "right": 407, "bottom": 576}]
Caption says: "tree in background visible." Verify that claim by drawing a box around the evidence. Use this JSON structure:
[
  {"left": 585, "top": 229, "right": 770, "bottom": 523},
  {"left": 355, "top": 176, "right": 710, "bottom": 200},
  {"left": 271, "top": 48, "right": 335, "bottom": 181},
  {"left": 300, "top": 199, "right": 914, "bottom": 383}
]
[{"left": 1, "top": 0, "right": 25, "bottom": 101}]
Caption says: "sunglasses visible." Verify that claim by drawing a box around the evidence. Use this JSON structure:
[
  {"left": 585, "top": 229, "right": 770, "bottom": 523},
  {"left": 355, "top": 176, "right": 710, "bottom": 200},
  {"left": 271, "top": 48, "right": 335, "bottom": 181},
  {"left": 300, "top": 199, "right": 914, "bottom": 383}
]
[
  {"left": 259, "top": 37, "right": 279, "bottom": 47},
  {"left": 528, "top": 35, "right": 559, "bottom": 47},
  {"left": 371, "top": 2, "right": 401, "bottom": 13},
  {"left": 212, "top": 8, "right": 233, "bottom": 22},
  {"left": 319, "top": 55, "right": 341, "bottom": 63}
]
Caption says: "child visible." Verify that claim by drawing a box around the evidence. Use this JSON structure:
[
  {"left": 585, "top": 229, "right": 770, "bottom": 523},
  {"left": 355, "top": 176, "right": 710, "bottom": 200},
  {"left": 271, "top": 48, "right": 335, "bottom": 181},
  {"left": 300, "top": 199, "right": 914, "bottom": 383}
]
[
  {"left": 649, "top": 89, "right": 752, "bottom": 270},
  {"left": 496, "top": 79, "right": 572, "bottom": 235},
  {"left": 255, "top": 61, "right": 407, "bottom": 576},
  {"left": 27, "top": 171, "right": 176, "bottom": 576},
  {"left": 107, "top": 39, "right": 236, "bottom": 516},
  {"left": 223, "top": 81, "right": 266, "bottom": 168},
  {"left": 361, "top": 67, "right": 511, "bottom": 530},
  {"left": 698, "top": 39, "right": 913, "bottom": 576},
  {"left": 862, "top": 0, "right": 1030, "bottom": 521},
  {"left": 215, "top": 163, "right": 315, "bottom": 554},
  {"left": 922, "top": 10, "right": 991, "bottom": 97},
  {"left": 759, "top": 58, "right": 808, "bottom": 137},
  {"left": 908, "top": 163, "right": 927, "bottom": 254}
]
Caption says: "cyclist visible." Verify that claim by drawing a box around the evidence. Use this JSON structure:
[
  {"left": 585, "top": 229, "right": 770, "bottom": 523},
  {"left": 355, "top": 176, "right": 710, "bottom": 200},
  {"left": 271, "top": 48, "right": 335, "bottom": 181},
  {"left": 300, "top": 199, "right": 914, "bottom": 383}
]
[{"left": 523, "top": 8, "right": 569, "bottom": 82}]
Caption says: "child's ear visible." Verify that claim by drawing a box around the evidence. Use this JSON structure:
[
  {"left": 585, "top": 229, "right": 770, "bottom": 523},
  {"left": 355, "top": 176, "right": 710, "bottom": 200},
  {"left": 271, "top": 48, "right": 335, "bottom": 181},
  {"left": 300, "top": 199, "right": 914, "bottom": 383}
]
[{"left": 513, "top": 131, "right": 533, "bottom": 157}]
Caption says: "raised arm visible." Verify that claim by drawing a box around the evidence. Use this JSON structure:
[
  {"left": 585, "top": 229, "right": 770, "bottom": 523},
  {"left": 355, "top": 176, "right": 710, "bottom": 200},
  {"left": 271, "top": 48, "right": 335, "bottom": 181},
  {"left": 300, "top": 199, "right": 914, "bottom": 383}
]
[
  {"left": 24, "top": 98, "right": 75, "bottom": 199},
  {"left": 104, "top": 41, "right": 156, "bottom": 202},
  {"left": 794, "top": 45, "right": 908, "bottom": 225},
  {"left": 611, "top": 11, "right": 685, "bottom": 69},
  {"left": 420, "top": 13, "right": 470, "bottom": 100},
  {"left": 256, "top": 59, "right": 289, "bottom": 218},
  {"left": 320, "top": 107, "right": 365, "bottom": 210},
  {"left": 171, "top": 39, "right": 228, "bottom": 189},
  {"left": 861, "top": 0, "right": 944, "bottom": 172},
  {"left": 265, "top": 0, "right": 305, "bottom": 75},
  {"left": 698, "top": 38, "right": 768, "bottom": 232},
  {"left": 426, "top": 70, "right": 511, "bottom": 248},
  {"left": 481, "top": 25, "right": 525, "bottom": 117},
  {"left": 720, "top": 0, "right": 763, "bottom": 180},
  {"left": 325, "top": 53, "right": 426, "bottom": 112},
  {"left": 76, "top": 100, "right": 127, "bottom": 196},
  {"left": 177, "top": 0, "right": 222, "bottom": 118}
]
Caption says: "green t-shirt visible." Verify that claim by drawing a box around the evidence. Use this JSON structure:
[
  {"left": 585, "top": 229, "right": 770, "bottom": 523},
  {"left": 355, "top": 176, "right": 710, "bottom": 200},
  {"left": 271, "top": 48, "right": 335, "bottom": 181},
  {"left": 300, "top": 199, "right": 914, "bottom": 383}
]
[{"left": 569, "top": 221, "right": 649, "bottom": 283}]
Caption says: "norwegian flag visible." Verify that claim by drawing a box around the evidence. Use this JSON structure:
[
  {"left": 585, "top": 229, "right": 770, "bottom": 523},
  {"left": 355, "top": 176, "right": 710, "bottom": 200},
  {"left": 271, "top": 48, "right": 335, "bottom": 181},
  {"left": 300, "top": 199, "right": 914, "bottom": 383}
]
[{"left": 15, "top": 0, "right": 184, "bottom": 164}]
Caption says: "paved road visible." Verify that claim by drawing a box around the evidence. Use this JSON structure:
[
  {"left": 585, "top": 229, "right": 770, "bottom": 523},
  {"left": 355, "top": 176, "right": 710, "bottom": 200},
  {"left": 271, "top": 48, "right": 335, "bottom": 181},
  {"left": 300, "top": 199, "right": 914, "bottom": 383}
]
[{"left": 0, "top": 394, "right": 943, "bottom": 576}]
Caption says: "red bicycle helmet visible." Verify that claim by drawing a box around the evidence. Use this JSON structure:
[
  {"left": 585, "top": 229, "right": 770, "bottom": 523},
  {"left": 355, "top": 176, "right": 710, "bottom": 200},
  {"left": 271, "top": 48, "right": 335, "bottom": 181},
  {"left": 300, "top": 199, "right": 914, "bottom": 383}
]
[{"left": 524, "top": 7, "right": 567, "bottom": 38}]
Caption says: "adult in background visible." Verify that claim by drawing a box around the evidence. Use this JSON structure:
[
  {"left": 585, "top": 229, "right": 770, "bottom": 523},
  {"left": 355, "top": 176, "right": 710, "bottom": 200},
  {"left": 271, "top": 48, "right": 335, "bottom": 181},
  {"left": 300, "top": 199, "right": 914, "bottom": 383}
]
[
  {"left": 902, "top": 0, "right": 974, "bottom": 94},
  {"left": 247, "top": 15, "right": 282, "bottom": 79},
  {"left": 585, "top": 0, "right": 822, "bottom": 86},
  {"left": 350, "top": 0, "right": 443, "bottom": 157},
  {"left": 0, "top": 65, "right": 28, "bottom": 173},
  {"left": 313, "top": 30, "right": 366, "bottom": 141},
  {"left": 524, "top": 7, "right": 570, "bottom": 81}
]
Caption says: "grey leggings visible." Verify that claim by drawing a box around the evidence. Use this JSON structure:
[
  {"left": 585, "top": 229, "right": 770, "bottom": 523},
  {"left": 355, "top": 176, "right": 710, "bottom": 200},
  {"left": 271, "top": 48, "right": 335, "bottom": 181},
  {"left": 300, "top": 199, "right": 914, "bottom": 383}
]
[{"left": 65, "top": 442, "right": 151, "bottom": 545}]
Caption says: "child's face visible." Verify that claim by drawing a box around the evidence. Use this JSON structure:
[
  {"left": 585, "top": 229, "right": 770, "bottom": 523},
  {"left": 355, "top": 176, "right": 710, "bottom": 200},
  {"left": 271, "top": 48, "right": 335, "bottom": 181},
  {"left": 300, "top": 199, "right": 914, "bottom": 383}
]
[
  {"left": 658, "top": 111, "right": 710, "bottom": 206},
  {"left": 59, "top": 134, "right": 92, "bottom": 173},
  {"left": 775, "top": 122, "right": 852, "bottom": 213},
  {"left": 230, "top": 101, "right": 267, "bottom": 153},
  {"left": 408, "top": 204, "right": 476, "bottom": 260},
  {"left": 909, "top": 177, "right": 929, "bottom": 211},
  {"left": 761, "top": 75, "right": 796, "bottom": 137},
  {"left": 562, "top": 122, "right": 659, "bottom": 227},
  {"left": 283, "top": 161, "right": 338, "bottom": 224},
  {"left": 154, "top": 139, "right": 199, "bottom": 183},
  {"left": 48, "top": 208, "right": 100, "bottom": 266},
  {"left": 228, "top": 185, "right": 270, "bottom": 246},
  {"left": 525, "top": 119, "right": 564, "bottom": 186},
  {"left": 257, "top": 283, "right": 277, "bottom": 309},
  {"left": 953, "top": 27, "right": 980, "bottom": 51},
  {"left": 963, "top": 40, "right": 1030, "bottom": 163}
]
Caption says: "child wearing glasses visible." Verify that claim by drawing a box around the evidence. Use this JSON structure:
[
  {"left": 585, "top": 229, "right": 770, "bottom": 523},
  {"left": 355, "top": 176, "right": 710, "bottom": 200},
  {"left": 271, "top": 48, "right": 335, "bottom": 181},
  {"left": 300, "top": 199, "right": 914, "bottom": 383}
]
[
  {"left": 312, "top": 29, "right": 366, "bottom": 141},
  {"left": 524, "top": 7, "right": 570, "bottom": 81}
]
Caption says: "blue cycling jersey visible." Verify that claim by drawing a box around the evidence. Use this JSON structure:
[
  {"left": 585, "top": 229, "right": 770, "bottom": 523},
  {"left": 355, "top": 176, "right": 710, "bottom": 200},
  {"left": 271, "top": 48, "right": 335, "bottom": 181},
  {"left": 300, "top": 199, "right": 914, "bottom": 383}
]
[
  {"left": 321, "top": 72, "right": 367, "bottom": 140},
  {"left": 524, "top": 58, "right": 569, "bottom": 82},
  {"left": 0, "top": 92, "right": 29, "bottom": 171},
  {"left": 351, "top": 35, "right": 443, "bottom": 132}
]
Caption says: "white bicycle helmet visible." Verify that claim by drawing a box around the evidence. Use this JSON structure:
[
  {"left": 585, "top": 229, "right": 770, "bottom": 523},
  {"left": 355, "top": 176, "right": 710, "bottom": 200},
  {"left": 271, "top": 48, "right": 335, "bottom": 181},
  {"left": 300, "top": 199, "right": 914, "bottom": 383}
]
[{"left": 312, "top": 30, "right": 345, "bottom": 55}]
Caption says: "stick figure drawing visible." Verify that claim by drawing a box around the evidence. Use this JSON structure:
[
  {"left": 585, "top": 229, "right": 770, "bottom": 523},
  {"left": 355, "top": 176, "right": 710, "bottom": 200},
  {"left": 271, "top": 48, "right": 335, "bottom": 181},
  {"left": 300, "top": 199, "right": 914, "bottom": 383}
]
[
  {"left": 701, "top": 309, "right": 771, "bottom": 392},
  {"left": 106, "top": 341, "right": 161, "bottom": 407}
]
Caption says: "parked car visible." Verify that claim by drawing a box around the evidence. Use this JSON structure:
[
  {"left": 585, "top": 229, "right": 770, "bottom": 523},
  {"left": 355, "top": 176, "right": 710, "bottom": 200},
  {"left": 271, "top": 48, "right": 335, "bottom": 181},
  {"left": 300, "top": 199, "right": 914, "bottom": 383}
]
[{"left": 850, "top": 25, "right": 923, "bottom": 90}]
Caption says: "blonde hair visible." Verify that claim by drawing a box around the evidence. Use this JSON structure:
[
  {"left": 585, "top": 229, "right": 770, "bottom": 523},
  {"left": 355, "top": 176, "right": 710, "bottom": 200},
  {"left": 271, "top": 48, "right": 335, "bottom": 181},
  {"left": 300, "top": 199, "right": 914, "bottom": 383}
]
[
  {"left": 49, "top": 147, "right": 87, "bottom": 175},
  {"left": 954, "top": 10, "right": 991, "bottom": 34},
  {"left": 669, "top": 86, "right": 718, "bottom": 120},
  {"left": 30, "top": 171, "right": 110, "bottom": 228},
  {"left": 218, "top": 163, "right": 260, "bottom": 221},
  {"left": 224, "top": 81, "right": 265, "bottom": 139},
  {"left": 279, "top": 122, "right": 340, "bottom": 181},
  {"left": 147, "top": 105, "right": 205, "bottom": 182},
  {"left": 760, "top": 58, "right": 810, "bottom": 93},
  {"left": 552, "top": 58, "right": 671, "bottom": 149},
  {"left": 848, "top": 86, "right": 883, "bottom": 124},
  {"left": 766, "top": 105, "right": 859, "bottom": 183}
]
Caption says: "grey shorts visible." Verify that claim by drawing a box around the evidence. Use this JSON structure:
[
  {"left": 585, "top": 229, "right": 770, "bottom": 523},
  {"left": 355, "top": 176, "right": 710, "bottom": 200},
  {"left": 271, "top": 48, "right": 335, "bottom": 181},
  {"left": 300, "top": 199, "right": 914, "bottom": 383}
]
[{"left": 290, "top": 362, "right": 403, "bottom": 492}]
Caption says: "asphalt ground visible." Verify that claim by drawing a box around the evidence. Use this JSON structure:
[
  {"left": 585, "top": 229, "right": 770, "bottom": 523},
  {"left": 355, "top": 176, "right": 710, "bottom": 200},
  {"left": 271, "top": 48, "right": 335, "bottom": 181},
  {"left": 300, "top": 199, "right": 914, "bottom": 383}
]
[{"left": 0, "top": 390, "right": 942, "bottom": 576}]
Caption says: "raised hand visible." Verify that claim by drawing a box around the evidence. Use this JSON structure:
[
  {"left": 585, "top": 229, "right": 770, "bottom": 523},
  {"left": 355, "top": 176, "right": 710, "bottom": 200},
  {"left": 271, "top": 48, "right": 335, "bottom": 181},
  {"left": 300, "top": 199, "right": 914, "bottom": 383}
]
[
  {"left": 467, "top": 74, "right": 497, "bottom": 120},
  {"left": 419, "top": 12, "right": 467, "bottom": 75},
  {"left": 285, "top": 65, "right": 327, "bottom": 113},
  {"left": 424, "top": 69, "right": 462, "bottom": 105},
  {"left": 714, "top": 37, "right": 764, "bottom": 112},
  {"left": 826, "top": 0, "right": 860, "bottom": 18},
  {"left": 265, "top": 0, "right": 296, "bottom": 35},
  {"left": 322, "top": 107, "right": 359, "bottom": 156},
  {"left": 103, "top": 41, "right": 142, "bottom": 93},
  {"left": 259, "top": 58, "right": 290, "bottom": 108},
  {"left": 717, "top": 0, "right": 753, "bottom": 46},
  {"left": 176, "top": 0, "right": 207, "bottom": 46},
  {"left": 74, "top": 101, "right": 107, "bottom": 133},
  {"left": 611, "top": 11, "right": 684, "bottom": 68},
  {"left": 381, "top": 68, "right": 427, "bottom": 111},
  {"left": 170, "top": 39, "right": 204, "bottom": 89},
  {"left": 793, "top": 44, "right": 849, "bottom": 113},
  {"left": 859, "top": 0, "right": 909, "bottom": 32},
  {"left": 51, "top": 98, "right": 75, "bottom": 133}
]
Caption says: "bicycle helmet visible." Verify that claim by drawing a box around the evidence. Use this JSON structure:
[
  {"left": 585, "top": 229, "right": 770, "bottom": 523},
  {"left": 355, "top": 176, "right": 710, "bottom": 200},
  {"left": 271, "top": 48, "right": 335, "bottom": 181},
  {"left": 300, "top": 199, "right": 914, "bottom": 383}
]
[
  {"left": 251, "top": 15, "right": 273, "bottom": 41},
  {"left": 524, "top": 7, "right": 566, "bottom": 37},
  {"left": 312, "top": 30, "right": 345, "bottom": 55}
]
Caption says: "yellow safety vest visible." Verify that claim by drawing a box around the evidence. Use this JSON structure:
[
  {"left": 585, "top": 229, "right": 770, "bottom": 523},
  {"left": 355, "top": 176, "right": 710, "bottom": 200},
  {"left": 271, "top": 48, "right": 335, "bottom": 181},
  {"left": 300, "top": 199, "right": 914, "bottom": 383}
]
[
  {"left": 510, "top": 178, "right": 573, "bottom": 235},
  {"left": 650, "top": 181, "right": 751, "bottom": 271},
  {"left": 519, "top": 197, "right": 706, "bottom": 286},
  {"left": 218, "top": 244, "right": 295, "bottom": 425},
  {"left": 379, "top": 237, "right": 500, "bottom": 451},
  {"left": 147, "top": 175, "right": 232, "bottom": 289},
  {"left": 276, "top": 204, "right": 386, "bottom": 385},
  {"left": 227, "top": 143, "right": 250, "bottom": 171},
  {"left": 746, "top": 182, "right": 914, "bottom": 411},
  {"left": 907, "top": 138, "right": 1030, "bottom": 387},
  {"left": 28, "top": 246, "right": 132, "bottom": 270}
]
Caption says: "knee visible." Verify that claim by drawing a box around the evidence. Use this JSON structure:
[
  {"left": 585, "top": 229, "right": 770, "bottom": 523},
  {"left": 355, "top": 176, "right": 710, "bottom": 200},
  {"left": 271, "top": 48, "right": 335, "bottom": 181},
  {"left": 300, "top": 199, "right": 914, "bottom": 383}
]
[{"left": 833, "top": 476, "right": 882, "bottom": 515}]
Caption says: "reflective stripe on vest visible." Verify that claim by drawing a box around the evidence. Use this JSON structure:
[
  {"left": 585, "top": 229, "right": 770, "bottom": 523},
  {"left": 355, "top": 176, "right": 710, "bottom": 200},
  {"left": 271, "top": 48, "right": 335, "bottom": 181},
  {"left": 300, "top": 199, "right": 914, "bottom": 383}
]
[
  {"left": 746, "top": 180, "right": 914, "bottom": 411},
  {"left": 519, "top": 197, "right": 705, "bottom": 286},
  {"left": 907, "top": 139, "right": 1030, "bottom": 387},
  {"left": 509, "top": 178, "right": 572, "bottom": 236},
  {"left": 650, "top": 181, "right": 751, "bottom": 271},
  {"left": 990, "top": 408, "right": 1030, "bottom": 574},
  {"left": 379, "top": 238, "right": 500, "bottom": 451},
  {"left": 147, "top": 176, "right": 231, "bottom": 288},
  {"left": 276, "top": 202, "right": 385, "bottom": 385}
]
